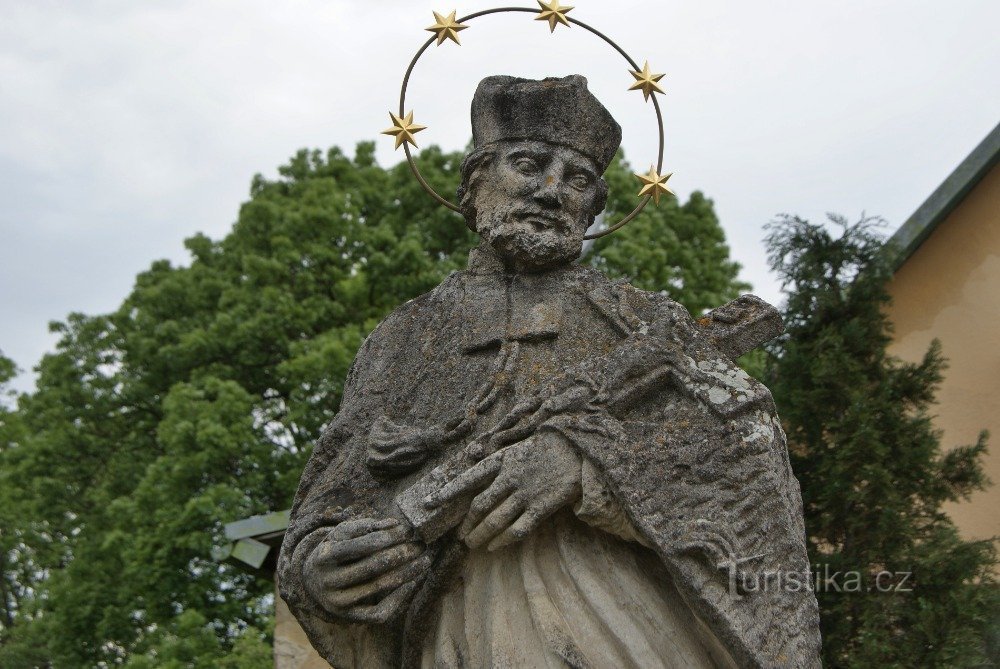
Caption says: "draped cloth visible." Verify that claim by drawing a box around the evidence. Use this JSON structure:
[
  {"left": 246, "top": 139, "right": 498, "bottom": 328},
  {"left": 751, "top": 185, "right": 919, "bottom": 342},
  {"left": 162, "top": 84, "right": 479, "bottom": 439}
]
[
  {"left": 277, "top": 249, "right": 822, "bottom": 668},
  {"left": 422, "top": 502, "right": 737, "bottom": 668}
]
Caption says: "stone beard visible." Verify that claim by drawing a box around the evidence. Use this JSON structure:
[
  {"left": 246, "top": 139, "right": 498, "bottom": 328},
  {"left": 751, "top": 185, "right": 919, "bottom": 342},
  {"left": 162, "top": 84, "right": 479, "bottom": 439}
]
[
  {"left": 459, "top": 139, "right": 609, "bottom": 273},
  {"left": 278, "top": 75, "right": 821, "bottom": 668}
]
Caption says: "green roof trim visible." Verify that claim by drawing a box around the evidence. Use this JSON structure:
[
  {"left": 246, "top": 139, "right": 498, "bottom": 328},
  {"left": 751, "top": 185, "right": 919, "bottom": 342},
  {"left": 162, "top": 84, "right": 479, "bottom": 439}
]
[
  {"left": 889, "top": 121, "right": 1000, "bottom": 271},
  {"left": 230, "top": 537, "right": 272, "bottom": 570},
  {"left": 223, "top": 509, "right": 290, "bottom": 541},
  {"left": 213, "top": 509, "right": 291, "bottom": 573}
]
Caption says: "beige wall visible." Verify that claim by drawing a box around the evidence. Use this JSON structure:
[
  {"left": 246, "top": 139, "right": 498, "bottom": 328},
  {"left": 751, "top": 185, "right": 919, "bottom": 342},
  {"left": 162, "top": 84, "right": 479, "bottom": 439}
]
[
  {"left": 886, "top": 162, "right": 1000, "bottom": 541},
  {"left": 274, "top": 582, "right": 330, "bottom": 668}
]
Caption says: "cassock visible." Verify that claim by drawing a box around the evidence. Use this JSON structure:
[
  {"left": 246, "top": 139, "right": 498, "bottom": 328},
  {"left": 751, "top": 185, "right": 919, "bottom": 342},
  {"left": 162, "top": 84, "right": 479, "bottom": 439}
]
[{"left": 278, "top": 247, "right": 822, "bottom": 668}]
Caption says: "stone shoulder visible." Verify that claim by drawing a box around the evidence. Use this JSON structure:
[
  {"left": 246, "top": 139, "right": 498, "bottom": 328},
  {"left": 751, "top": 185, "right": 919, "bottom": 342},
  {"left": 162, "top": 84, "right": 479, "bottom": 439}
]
[
  {"left": 341, "top": 273, "right": 467, "bottom": 399},
  {"left": 355, "top": 264, "right": 701, "bottom": 359},
  {"left": 359, "top": 272, "right": 466, "bottom": 347},
  {"left": 568, "top": 264, "right": 698, "bottom": 330}
]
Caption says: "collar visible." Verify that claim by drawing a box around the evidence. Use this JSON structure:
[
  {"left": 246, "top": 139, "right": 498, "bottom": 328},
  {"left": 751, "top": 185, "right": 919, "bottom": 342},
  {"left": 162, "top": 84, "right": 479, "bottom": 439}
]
[
  {"left": 465, "top": 245, "right": 580, "bottom": 280},
  {"left": 466, "top": 246, "right": 507, "bottom": 275},
  {"left": 461, "top": 249, "right": 569, "bottom": 352}
]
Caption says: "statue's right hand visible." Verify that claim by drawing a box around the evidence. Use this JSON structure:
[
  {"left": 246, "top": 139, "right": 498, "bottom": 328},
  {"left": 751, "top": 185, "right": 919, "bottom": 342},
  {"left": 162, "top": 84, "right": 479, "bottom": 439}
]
[{"left": 303, "top": 517, "right": 431, "bottom": 624}]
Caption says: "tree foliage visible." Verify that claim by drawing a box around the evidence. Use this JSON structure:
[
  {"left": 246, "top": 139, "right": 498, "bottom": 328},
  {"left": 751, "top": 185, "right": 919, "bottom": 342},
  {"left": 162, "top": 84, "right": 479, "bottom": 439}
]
[
  {"left": 590, "top": 151, "right": 748, "bottom": 315},
  {"left": 0, "top": 143, "right": 746, "bottom": 666},
  {"left": 764, "top": 214, "right": 998, "bottom": 668}
]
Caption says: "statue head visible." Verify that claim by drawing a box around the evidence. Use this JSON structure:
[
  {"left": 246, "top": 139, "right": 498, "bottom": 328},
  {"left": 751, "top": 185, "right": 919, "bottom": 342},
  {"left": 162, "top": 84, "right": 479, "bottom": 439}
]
[{"left": 457, "top": 75, "right": 622, "bottom": 271}]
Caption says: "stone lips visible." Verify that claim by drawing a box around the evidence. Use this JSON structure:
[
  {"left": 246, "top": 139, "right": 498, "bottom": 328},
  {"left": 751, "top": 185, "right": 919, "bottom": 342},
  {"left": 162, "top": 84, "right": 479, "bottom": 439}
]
[{"left": 471, "top": 74, "right": 623, "bottom": 172}]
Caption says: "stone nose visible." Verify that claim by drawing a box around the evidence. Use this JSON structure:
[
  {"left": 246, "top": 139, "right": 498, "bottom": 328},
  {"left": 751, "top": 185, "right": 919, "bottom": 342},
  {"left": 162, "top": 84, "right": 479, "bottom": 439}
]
[{"left": 532, "top": 174, "right": 563, "bottom": 208}]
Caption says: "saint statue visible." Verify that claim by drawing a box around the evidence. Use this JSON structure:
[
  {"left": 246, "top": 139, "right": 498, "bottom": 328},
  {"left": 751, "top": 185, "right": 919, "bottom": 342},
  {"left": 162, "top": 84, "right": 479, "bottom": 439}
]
[{"left": 278, "top": 75, "right": 821, "bottom": 668}]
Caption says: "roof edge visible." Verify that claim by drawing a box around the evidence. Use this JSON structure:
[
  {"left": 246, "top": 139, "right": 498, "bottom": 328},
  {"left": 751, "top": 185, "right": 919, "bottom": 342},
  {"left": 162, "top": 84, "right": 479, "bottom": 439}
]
[
  {"left": 889, "top": 121, "right": 1000, "bottom": 271},
  {"left": 213, "top": 509, "right": 291, "bottom": 573}
]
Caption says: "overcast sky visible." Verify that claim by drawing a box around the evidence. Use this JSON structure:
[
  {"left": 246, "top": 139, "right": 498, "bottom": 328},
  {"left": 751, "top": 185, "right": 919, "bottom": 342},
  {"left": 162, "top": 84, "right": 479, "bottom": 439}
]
[{"left": 2, "top": 0, "right": 998, "bottom": 394}]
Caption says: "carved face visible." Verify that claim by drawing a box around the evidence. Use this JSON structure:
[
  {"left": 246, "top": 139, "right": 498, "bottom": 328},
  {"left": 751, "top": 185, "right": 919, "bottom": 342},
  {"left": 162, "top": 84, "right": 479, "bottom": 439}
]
[{"left": 471, "top": 141, "right": 601, "bottom": 272}]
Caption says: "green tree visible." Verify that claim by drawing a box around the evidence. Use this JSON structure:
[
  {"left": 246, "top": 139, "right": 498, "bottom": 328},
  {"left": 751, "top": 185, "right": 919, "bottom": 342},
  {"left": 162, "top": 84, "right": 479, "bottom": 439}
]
[
  {"left": 0, "top": 353, "right": 31, "bottom": 654},
  {"left": 0, "top": 143, "right": 748, "bottom": 666},
  {"left": 590, "top": 151, "right": 749, "bottom": 315},
  {"left": 764, "top": 214, "right": 998, "bottom": 668}
]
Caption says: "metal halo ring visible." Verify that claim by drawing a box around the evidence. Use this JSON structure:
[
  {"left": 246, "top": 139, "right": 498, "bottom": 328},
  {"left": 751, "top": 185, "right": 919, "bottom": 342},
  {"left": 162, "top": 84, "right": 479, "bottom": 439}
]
[{"left": 397, "top": 6, "right": 665, "bottom": 240}]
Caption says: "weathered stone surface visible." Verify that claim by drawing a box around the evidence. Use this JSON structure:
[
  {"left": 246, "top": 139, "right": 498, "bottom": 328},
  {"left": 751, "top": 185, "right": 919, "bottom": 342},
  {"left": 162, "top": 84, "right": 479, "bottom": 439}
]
[
  {"left": 275, "top": 579, "right": 336, "bottom": 669},
  {"left": 278, "top": 74, "right": 821, "bottom": 668}
]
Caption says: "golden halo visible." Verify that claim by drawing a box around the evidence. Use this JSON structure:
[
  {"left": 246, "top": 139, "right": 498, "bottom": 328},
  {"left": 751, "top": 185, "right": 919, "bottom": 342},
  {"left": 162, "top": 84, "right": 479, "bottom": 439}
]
[{"left": 387, "top": 5, "right": 667, "bottom": 240}]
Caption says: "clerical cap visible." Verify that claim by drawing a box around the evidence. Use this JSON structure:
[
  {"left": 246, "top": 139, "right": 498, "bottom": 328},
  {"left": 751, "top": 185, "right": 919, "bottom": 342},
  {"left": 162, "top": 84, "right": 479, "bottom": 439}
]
[{"left": 471, "top": 75, "right": 622, "bottom": 173}]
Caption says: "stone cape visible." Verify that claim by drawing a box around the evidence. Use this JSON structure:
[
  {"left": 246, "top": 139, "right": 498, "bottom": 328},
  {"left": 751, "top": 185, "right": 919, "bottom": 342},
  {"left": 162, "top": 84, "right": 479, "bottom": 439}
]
[{"left": 277, "top": 250, "right": 821, "bottom": 668}]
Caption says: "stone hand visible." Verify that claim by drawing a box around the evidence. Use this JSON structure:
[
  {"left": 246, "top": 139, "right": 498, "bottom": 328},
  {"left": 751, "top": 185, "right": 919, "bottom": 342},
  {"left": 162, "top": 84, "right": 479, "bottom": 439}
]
[
  {"left": 366, "top": 416, "right": 444, "bottom": 478},
  {"left": 426, "top": 431, "right": 582, "bottom": 551},
  {"left": 303, "top": 517, "right": 432, "bottom": 624}
]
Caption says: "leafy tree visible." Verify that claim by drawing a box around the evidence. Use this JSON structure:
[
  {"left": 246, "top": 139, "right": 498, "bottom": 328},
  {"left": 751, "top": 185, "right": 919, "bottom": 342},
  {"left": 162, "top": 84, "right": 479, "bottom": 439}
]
[
  {"left": 0, "top": 354, "right": 31, "bottom": 652},
  {"left": 764, "top": 214, "right": 998, "bottom": 668},
  {"left": 0, "top": 143, "right": 748, "bottom": 665},
  {"left": 122, "top": 610, "right": 271, "bottom": 669},
  {"left": 591, "top": 151, "right": 749, "bottom": 315}
]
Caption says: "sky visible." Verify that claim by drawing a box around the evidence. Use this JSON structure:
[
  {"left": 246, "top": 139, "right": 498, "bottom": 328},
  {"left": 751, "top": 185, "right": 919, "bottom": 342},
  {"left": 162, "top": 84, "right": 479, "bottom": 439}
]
[{"left": 2, "top": 0, "right": 998, "bottom": 394}]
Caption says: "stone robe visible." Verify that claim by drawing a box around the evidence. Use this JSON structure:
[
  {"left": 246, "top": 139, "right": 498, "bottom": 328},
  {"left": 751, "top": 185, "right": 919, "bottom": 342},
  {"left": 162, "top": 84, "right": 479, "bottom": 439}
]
[{"left": 278, "top": 249, "right": 822, "bottom": 668}]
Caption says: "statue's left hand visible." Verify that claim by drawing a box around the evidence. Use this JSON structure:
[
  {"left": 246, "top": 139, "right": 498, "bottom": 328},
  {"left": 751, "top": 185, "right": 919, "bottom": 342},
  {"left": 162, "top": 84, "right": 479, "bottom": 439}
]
[
  {"left": 303, "top": 517, "right": 431, "bottom": 624},
  {"left": 426, "top": 431, "right": 582, "bottom": 551}
]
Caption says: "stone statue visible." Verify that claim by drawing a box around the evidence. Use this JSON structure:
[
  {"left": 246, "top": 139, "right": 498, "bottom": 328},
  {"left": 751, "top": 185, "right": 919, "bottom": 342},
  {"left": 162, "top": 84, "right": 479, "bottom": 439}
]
[{"left": 278, "top": 75, "right": 821, "bottom": 668}]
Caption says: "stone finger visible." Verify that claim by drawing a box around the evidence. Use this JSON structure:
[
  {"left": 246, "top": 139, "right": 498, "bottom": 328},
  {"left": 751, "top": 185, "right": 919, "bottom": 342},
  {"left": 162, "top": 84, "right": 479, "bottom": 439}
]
[
  {"left": 369, "top": 431, "right": 425, "bottom": 455},
  {"left": 341, "top": 580, "right": 422, "bottom": 624},
  {"left": 367, "top": 445, "right": 423, "bottom": 462},
  {"left": 330, "top": 517, "right": 399, "bottom": 541},
  {"left": 461, "top": 495, "right": 525, "bottom": 549},
  {"left": 487, "top": 508, "right": 543, "bottom": 552},
  {"left": 325, "top": 553, "right": 433, "bottom": 609},
  {"left": 326, "top": 525, "right": 412, "bottom": 563},
  {"left": 324, "top": 542, "right": 424, "bottom": 589},
  {"left": 423, "top": 452, "right": 503, "bottom": 508},
  {"left": 459, "top": 477, "right": 515, "bottom": 537}
]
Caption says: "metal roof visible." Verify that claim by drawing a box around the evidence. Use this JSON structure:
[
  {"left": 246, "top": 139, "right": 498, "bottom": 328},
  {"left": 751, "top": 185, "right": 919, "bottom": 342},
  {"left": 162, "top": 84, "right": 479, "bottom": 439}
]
[
  {"left": 212, "top": 509, "right": 290, "bottom": 574},
  {"left": 889, "top": 122, "right": 1000, "bottom": 271}
]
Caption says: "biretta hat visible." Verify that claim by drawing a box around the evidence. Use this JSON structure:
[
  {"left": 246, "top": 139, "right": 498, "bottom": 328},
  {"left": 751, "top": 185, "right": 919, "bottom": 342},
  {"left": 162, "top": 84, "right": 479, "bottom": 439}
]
[{"left": 470, "top": 75, "right": 622, "bottom": 173}]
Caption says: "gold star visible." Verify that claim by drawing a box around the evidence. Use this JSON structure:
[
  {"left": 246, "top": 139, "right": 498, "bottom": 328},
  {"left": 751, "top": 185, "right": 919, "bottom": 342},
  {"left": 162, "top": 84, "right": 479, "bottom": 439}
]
[
  {"left": 535, "top": 0, "right": 574, "bottom": 32},
  {"left": 635, "top": 166, "right": 674, "bottom": 204},
  {"left": 425, "top": 10, "right": 468, "bottom": 46},
  {"left": 381, "top": 111, "right": 427, "bottom": 150},
  {"left": 628, "top": 60, "right": 666, "bottom": 101}
]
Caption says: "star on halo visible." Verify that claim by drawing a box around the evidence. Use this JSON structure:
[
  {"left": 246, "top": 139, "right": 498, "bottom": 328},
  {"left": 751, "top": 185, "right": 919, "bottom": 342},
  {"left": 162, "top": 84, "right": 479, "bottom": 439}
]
[
  {"left": 628, "top": 61, "right": 666, "bottom": 101},
  {"left": 635, "top": 166, "right": 674, "bottom": 204},
  {"left": 381, "top": 111, "right": 427, "bottom": 150},
  {"left": 535, "top": 0, "right": 574, "bottom": 32},
  {"left": 425, "top": 10, "right": 468, "bottom": 46}
]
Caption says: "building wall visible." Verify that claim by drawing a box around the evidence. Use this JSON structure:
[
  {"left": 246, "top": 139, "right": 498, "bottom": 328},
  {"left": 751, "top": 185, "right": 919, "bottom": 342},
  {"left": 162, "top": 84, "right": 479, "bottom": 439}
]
[
  {"left": 885, "top": 162, "right": 1000, "bottom": 541},
  {"left": 274, "top": 582, "right": 330, "bottom": 668}
]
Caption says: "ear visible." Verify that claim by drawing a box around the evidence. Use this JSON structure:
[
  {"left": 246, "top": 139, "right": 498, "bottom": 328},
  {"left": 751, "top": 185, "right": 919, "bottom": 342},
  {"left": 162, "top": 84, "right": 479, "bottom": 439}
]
[
  {"left": 457, "top": 150, "right": 496, "bottom": 231},
  {"left": 591, "top": 178, "right": 609, "bottom": 218}
]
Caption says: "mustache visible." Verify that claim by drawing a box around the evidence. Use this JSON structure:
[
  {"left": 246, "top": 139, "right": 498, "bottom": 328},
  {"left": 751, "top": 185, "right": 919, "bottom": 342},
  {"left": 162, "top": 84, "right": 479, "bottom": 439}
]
[{"left": 509, "top": 207, "right": 572, "bottom": 229}]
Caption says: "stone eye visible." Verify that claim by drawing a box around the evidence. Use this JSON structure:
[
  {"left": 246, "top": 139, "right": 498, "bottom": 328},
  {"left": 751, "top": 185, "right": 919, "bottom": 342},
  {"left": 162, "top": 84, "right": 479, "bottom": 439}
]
[
  {"left": 568, "top": 174, "right": 591, "bottom": 190},
  {"left": 513, "top": 157, "right": 539, "bottom": 175}
]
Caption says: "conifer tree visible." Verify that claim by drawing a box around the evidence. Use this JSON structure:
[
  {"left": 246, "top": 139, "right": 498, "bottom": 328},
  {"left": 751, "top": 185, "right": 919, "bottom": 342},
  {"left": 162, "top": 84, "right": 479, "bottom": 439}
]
[{"left": 765, "top": 214, "right": 998, "bottom": 667}]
